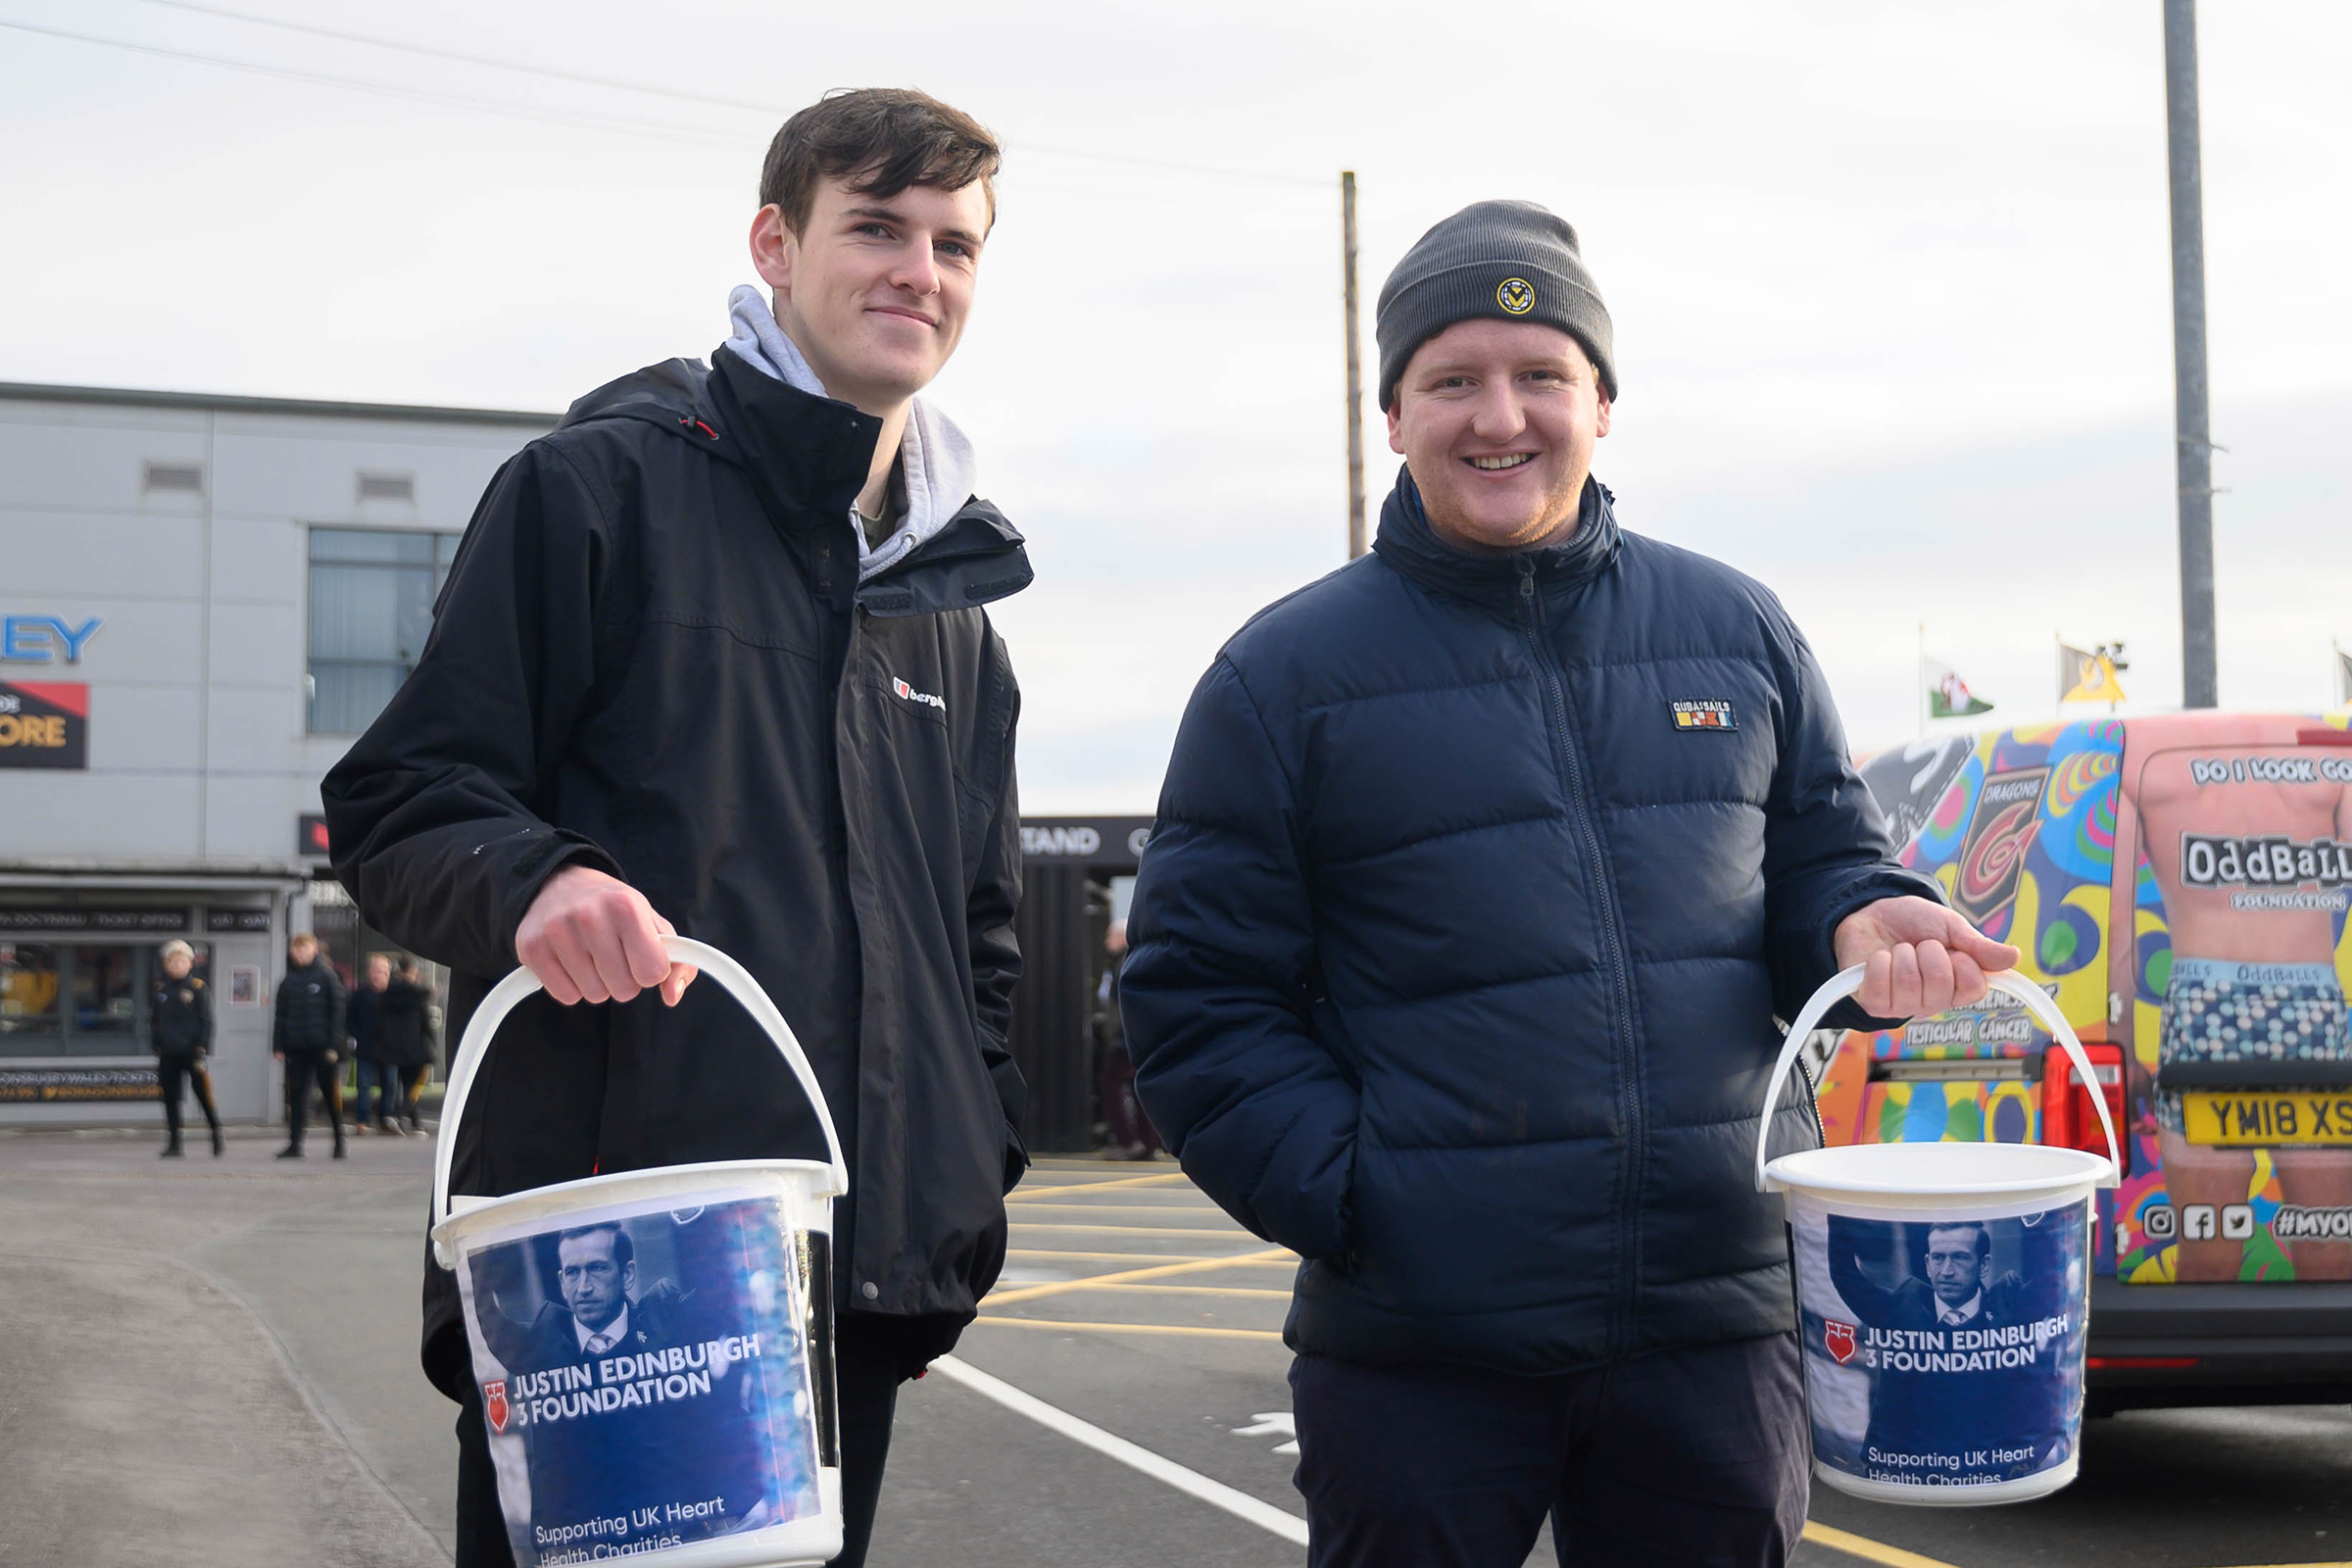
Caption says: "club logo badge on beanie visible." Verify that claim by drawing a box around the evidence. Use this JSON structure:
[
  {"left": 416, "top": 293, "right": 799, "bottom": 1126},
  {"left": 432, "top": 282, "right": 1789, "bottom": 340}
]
[{"left": 1374, "top": 199, "right": 1617, "bottom": 410}]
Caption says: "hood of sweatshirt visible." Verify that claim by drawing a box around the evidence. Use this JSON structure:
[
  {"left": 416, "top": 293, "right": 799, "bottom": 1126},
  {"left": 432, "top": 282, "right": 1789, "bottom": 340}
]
[{"left": 722, "top": 284, "right": 979, "bottom": 582}]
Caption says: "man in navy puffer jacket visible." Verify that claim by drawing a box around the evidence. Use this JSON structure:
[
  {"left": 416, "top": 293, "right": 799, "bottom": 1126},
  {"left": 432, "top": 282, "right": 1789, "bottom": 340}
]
[{"left": 1122, "top": 201, "right": 2017, "bottom": 1567}]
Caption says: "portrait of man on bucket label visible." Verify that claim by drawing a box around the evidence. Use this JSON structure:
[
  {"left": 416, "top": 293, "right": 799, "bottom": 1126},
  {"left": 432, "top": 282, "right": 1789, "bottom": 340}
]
[
  {"left": 454, "top": 1196, "right": 827, "bottom": 1566},
  {"left": 1794, "top": 1201, "right": 2088, "bottom": 1490}
]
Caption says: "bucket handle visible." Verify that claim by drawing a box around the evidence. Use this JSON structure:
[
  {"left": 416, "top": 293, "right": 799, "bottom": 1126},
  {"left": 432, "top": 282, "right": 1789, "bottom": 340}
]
[
  {"left": 431, "top": 936, "right": 849, "bottom": 1266},
  {"left": 1752, "top": 966, "right": 2121, "bottom": 1193}
]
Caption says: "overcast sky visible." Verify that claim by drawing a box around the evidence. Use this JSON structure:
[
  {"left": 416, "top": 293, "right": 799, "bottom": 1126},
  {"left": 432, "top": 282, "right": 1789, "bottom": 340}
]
[{"left": 4, "top": 0, "right": 2347, "bottom": 811}]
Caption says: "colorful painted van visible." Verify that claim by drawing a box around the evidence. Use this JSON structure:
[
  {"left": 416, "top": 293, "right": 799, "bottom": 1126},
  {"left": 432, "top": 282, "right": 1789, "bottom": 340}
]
[{"left": 1835, "top": 711, "right": 2352, "bottom": 1411}]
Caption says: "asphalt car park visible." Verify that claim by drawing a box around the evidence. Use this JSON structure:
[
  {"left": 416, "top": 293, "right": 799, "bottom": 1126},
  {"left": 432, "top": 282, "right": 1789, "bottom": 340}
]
[{"left": 3, "top": 1136, "right": 2346, "bottom": 1567}]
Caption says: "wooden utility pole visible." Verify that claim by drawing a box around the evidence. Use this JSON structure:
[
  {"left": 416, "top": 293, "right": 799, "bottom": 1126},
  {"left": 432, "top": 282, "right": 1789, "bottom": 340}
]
[
  {"left": 1342, "top": 171, "right": 1366, "bottom": 559},
  {"left": 2164, "top": 0, "right": 2218, "bottom": 708}
]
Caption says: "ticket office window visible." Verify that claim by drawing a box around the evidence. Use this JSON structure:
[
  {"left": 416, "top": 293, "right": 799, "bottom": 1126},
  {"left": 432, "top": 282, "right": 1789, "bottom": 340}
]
[{"left": 0, "top": 943, "right": 195, "bottom": 1057}]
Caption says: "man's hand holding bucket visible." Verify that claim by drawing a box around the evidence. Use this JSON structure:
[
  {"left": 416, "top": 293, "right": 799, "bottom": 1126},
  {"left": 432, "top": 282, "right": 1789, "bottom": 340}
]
[
  {"left": 515, "top": 866, "right": 697, "bottom": 1008},
  {"left": 1835, "top": 895, "right": 2020, "bottom": 1018}
]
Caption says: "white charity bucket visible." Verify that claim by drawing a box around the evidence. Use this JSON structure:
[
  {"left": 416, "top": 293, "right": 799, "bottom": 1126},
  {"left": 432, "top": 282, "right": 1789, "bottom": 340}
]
[
  {"left": 1755, "top": 966, "right": 2120, "bottom": 1506},
  {"left": 430, "top": 937, "right": 848, "bottom": 1567}
]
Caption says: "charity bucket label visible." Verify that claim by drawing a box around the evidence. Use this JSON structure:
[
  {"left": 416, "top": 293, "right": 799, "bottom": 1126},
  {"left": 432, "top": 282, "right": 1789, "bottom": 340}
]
[
  {"left": 456, "top": 1193, "right": 830, "bottom": 1566},
  {"left": 1794, "top": 1198, "right": 2088, "bottom": 1491}
]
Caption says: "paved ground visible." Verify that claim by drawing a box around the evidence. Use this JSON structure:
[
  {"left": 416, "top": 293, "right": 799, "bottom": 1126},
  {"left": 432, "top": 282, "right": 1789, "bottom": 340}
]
[{"left": 3, "top": 1131, "right": 2347, "bottom": 1568}]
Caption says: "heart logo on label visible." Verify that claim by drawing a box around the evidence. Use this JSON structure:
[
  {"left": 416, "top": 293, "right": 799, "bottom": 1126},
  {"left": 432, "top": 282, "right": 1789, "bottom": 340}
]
[{"left": 1824, "top": 1320, "right": 1858, "bottom": 1365}]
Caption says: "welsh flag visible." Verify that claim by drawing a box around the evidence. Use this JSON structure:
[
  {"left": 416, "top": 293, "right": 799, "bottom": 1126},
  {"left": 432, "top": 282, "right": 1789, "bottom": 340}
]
[{"left": 1924, "top": 659, "right": 1992, "bottom": 719}]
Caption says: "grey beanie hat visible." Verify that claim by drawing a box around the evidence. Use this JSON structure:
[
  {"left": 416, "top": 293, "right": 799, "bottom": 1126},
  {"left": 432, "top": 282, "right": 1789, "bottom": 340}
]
[{"left": 1375, "top": 199, "right": 1615, "bottom": 410}]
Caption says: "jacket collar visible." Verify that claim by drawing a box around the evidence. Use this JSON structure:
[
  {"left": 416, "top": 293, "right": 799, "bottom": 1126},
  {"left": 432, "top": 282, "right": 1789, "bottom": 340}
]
[
  {"left": 709, "top": 353, "right": 1032, "bottom": 612},
  {"left": 562, "top": 352, "right": 1033, "bottom": 615},
  {"left": 1371, "top": 467, "right": 1621, "bottom": 615},
  {"left": 707, "top": 345, "right": 882, "bottom": 524}
]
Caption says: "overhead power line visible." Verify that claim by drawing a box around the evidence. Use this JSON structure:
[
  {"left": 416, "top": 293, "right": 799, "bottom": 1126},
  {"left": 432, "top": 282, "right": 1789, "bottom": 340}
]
[
  {"left": 131, "top": 0, "right": 788, "bottom": 114},
  {"left": 113, "top": 0, "right": 1331, "bottom": 190},
  {"left": 0, "top": 17, "right": 738, "bottom": 145}
]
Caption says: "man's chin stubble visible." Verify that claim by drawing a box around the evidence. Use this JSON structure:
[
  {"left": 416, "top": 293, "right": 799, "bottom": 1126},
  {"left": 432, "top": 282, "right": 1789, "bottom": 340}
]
[{"left": 1426, "top": 492, "right": 1581, "bottom": 553}]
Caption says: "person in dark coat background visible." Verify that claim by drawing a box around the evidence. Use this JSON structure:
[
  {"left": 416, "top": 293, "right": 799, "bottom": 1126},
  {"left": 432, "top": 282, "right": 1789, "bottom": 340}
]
[
  {"left": 323, "top": 90, "right": 1027, "bottom": 1568},
  {"left": 1121, "top": 201, "right": 2019, "bottom": 1568},
  {"left": 378, "top": 956, "right": 435, "bottom": 1137},
  {"left": 272, "top": 932, "right": 347, "bottom": 1160},
  {"left": 347, "top": 952, "right": 396, "bottom": 1134},
  {"left": 150, "top": 939, "right": 221, "bottom": 1158},
  {"left": 1092, "top": 921, "right": 1158, "bottom": 1159}
]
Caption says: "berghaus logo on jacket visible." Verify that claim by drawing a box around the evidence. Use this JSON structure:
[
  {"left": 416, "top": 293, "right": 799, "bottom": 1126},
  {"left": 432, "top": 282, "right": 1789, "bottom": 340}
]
[{"left": 892, "top": 677, "right": 946, "bottom": 713}]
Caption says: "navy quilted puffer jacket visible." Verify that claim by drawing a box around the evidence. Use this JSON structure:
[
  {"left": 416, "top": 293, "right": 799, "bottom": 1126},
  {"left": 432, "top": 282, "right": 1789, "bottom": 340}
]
[{"left": 1122, "top": 474, "right": 1936, "bottom": 1374}]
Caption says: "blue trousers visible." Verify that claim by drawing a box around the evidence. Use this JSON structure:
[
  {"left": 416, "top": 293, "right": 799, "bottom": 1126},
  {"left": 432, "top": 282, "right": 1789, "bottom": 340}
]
[
  {"left": 1291, "top": 1332, "right": 1808, "bottom": 1568},
  {"left": 357, "top": 1058, "right": 404, "bottom": 1125}
]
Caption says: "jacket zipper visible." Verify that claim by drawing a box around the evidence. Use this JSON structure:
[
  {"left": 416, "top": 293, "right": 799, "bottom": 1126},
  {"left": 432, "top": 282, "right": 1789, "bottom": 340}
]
[{"left": 1515, "top": 559, "right": 1645, "bottom": 1358}]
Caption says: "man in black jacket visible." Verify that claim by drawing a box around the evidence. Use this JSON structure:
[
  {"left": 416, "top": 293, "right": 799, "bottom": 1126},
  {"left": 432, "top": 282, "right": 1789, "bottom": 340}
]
[
  {"left": 379, "top": 956, "right": 435, "bottom": 1136},
  {"left": 272, "top": 932, "right": 347, "bottom": 1160},
  {"left": 323, "top": 89, "right": 1027, "bottom": 1568},
  {"left": 151, "top": 939, "right": 221, "bottom": 1157},
  {"left": 1122, "top": 202, "right": 2018, "bottom": 1567},
  {"left": 347, "top": 952, "right": 395, "bottom": 1133}
]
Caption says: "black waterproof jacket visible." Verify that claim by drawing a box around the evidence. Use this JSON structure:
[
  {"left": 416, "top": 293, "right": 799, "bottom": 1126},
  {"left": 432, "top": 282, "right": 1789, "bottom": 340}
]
[
  {"left": 322, "top": 349, "right": 1031, "bottom": 1398},
  {"left": 347, "top": 983, "right": 385, "bottom": 1059},
  {"left": 379, "top": 978, "right": 434, "bottom": 1069},
  {"left": 1122, "top": 475, "right": 1935, "bottom": 1375},
  {"left": 272, "top": 958, "right": 346, "bottom": 1056},
  {"left": 151, "top": 973, "right": 212, "bottom": 1058}
]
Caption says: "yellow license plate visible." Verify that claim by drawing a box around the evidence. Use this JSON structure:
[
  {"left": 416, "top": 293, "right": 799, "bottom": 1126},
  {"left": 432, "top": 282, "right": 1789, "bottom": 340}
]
[{"left": 2182, "top": 1092, "right": 2352, "bottom": 1146}]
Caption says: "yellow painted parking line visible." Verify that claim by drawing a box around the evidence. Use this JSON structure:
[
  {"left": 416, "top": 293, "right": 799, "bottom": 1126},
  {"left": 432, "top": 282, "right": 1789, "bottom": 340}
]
[
  {"left": 1004, "top": 1202, "right": 1222, "bottom": 1217},
  {"left": 1010, "top": 1172, "right": 1190, "bottom": 1200},
  {"left": 987, "top": 1247, "right": 1290, "bottom": 1306},
  {"left": 1010, "top": 1222, "right": 1250, "bottom": 1239},
  {"left": 1006, "top": 1249, "right": 1287, "bottom": 1265},
  {"left": 1080, "top": 1284, "right": 1292, "bottom": 1300},
  {"left": 973, "top": 1315, "right": 1285, "bottom": 1343},
  {"left": 1006, "top": 1259, "right": 1298, "bottom": 1269},
  {"left": 1800, "top": 1521, "right": 1959, "bottom": 1568},
  {"left": 2203, "top": 1561, "right": 2352, "bottom": 1568}
]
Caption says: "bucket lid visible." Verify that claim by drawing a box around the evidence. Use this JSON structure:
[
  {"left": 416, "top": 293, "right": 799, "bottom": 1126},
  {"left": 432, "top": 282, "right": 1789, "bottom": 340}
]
[{"left": 1765, "top": 1140, "right": 2110, "bottom": 1199}]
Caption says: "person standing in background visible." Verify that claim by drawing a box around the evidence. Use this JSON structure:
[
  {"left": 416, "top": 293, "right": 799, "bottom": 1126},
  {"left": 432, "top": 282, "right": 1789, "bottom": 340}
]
[
  {"left": 347, "top": 953, "right": 396, "bottom": 1135},
  {"left": 151, "top": 939, "right": 222, "bottom": 1158},
  {"left": 382, "top": 956, "right": 436, "bottom": 1137},
  {"left": 273, "top": 932, "right": 347, "bottom": 1160},
  {"left": 1092, "top": 922, "right": 1158, "bottom": 1160}
]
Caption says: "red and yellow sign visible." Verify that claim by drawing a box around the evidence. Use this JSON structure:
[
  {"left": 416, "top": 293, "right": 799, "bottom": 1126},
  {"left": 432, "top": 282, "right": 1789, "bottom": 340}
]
[{"left": 0, "top": 681, "right": 86, "bottom": 769}]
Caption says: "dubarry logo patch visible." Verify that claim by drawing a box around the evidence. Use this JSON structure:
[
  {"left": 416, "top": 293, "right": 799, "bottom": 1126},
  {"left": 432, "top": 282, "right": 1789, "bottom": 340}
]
[
  {"left": 1495, "top": 277, "right": 1536, "bottom": 316},
  {"left": 1670, "top": 699, "right": 1737, "bottom": 731},
  {"left": 892, "top": 677, "right": 946, "bottom": 713}
]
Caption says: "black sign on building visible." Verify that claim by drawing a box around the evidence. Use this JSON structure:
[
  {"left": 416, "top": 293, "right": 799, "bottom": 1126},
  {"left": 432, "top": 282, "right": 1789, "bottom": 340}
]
[
  {"left": 0, "top": 906, "right": 188, "bottom": 933},
  {"left": 0, "top": 680, "right": 88, "bottom": 769},
  {"left": 1007, "top": 816, "right": 1153, "bottom": 1153}
]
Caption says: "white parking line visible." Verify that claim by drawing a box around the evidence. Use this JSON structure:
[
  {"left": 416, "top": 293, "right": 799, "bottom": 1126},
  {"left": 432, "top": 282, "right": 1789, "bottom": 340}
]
[{"left": 929, "top": 1354, "right": 1309, "bottom": 1547}]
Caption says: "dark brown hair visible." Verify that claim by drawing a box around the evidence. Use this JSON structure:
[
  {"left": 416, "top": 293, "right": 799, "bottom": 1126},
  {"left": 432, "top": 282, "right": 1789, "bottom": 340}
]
[{"left": 760, "top": 88, "right": 1001, "bottom": 236}]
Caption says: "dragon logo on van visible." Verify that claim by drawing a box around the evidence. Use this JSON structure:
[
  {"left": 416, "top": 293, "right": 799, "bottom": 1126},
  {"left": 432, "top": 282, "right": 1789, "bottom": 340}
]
[{"left": 1952, "top": 765, "right": 2051, "bottom": 926}]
